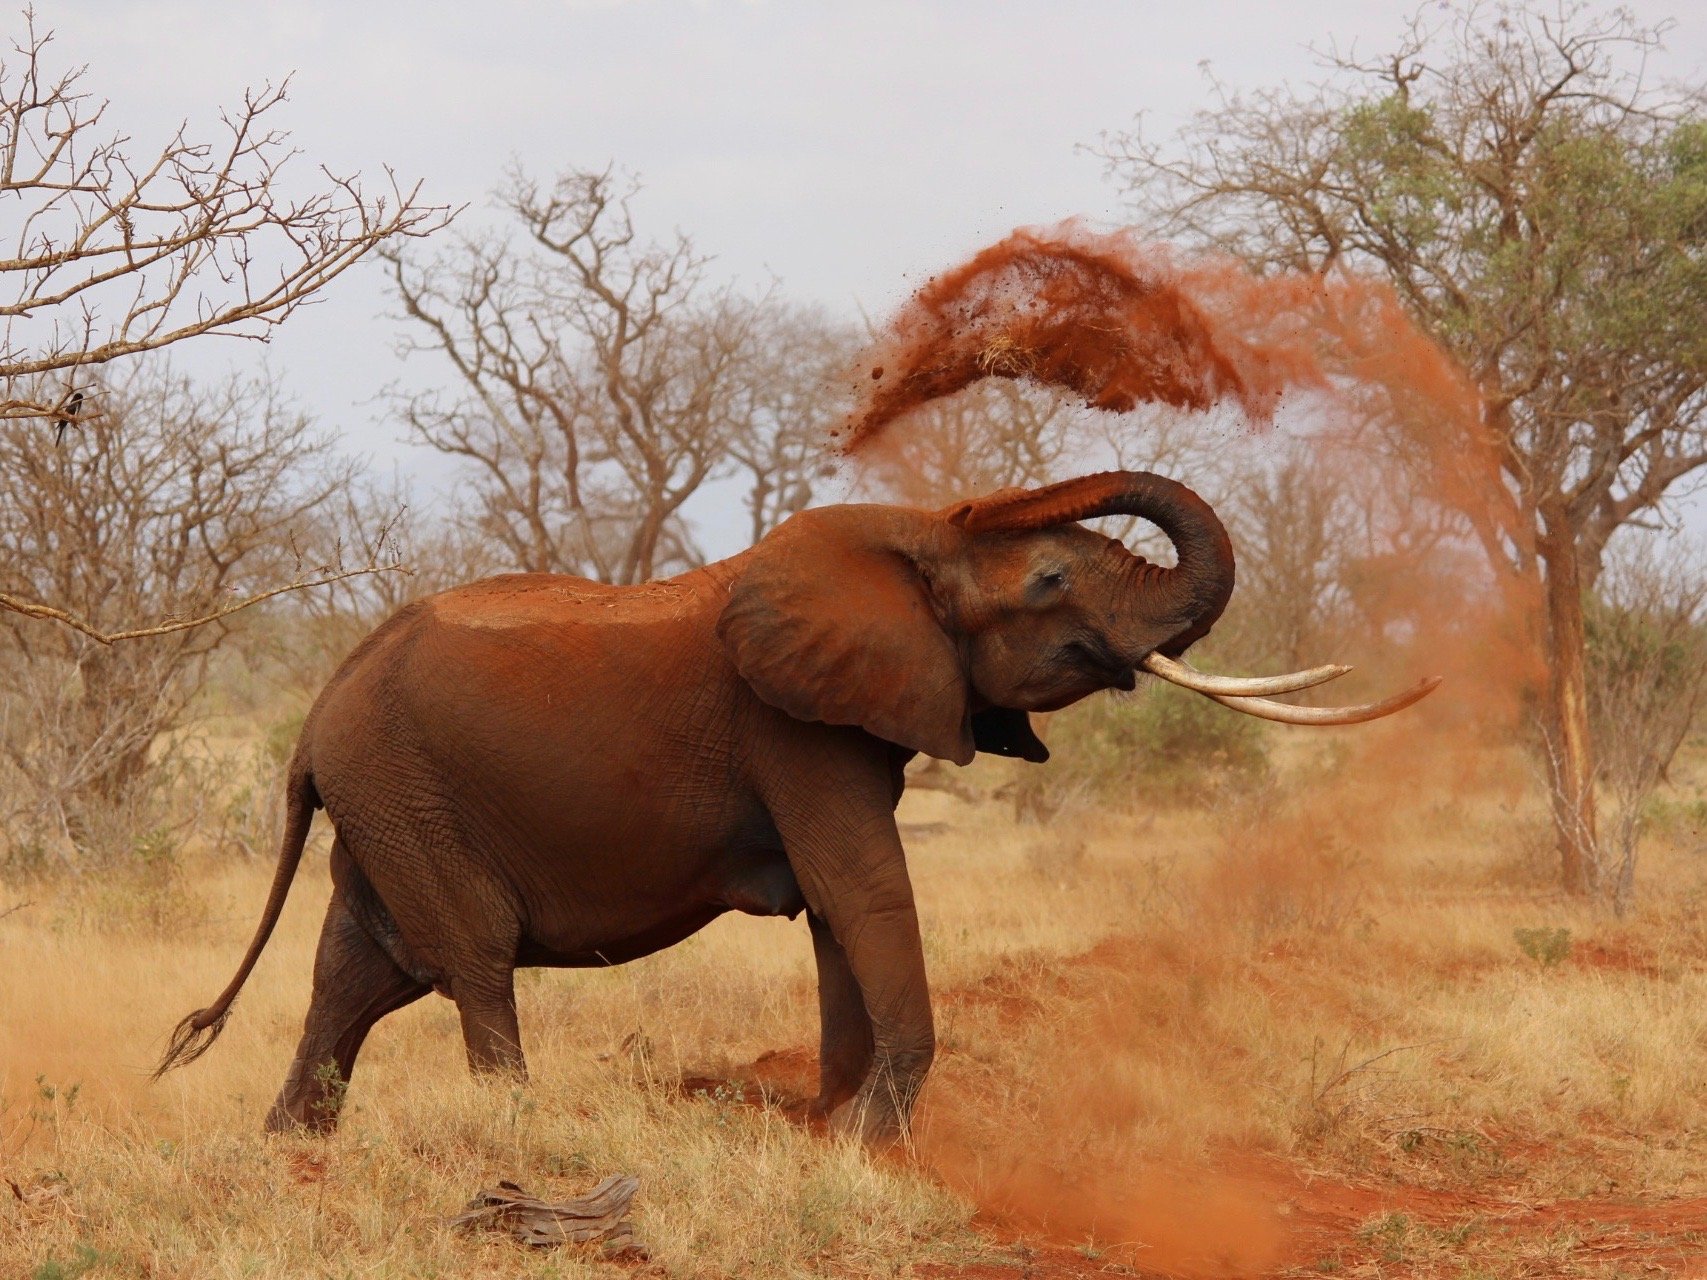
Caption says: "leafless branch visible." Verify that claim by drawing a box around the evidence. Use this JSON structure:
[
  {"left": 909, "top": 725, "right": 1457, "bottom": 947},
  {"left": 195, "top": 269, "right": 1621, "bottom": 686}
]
[
  {"left": 0, "top": 10, "right": 454, "bottom": 422},
  {"left": 387, "top": 165, "right": 852, "bottom": 581},
  {"left": 0, "top": 561, "right": 409, "bottom": 644}
]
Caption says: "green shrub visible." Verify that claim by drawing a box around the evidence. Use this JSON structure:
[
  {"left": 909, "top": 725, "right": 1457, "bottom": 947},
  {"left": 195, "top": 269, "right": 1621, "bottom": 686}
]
[
  {"left": 1013, "top": 682, "right": 1270, "bottom": 817},
  {"left": 1513, "top": 926, "right": 1572, "bottom": 969}
]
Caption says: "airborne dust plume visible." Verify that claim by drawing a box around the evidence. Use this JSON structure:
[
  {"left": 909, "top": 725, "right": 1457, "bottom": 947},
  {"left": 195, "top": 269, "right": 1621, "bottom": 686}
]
[{"left": 837, "top": 222, "right": 1541, "bottom": 1275}]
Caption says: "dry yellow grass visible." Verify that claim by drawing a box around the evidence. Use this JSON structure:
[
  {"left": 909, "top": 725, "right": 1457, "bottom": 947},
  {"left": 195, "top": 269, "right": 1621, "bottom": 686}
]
[{"left": 6, "top": 730, "right": 1707, "bottom": 1278}]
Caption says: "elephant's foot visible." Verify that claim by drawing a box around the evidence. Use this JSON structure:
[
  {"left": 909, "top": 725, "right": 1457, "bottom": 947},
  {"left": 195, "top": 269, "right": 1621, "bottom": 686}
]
[
  {"left": 263, "top": 1058, "right": 346, "bottom": 1135},
  {"left": 812, "top": 1050, "right": 872, "bottom": 1120},
  {"left": 828, "top": 1049, "right": 932, "bottom": 1146},
  {"left": 828, "top": 1096, "right": 901, "bottom": 1146}
]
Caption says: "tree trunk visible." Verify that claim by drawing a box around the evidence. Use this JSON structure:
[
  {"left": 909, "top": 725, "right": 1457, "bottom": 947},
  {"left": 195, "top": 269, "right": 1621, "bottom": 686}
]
[
  {"left": 1537, "top": 523, "right": 1599, "bottom": 894},
  {"left": 80, "top": 648, "right": 154, "bottom": 803}
]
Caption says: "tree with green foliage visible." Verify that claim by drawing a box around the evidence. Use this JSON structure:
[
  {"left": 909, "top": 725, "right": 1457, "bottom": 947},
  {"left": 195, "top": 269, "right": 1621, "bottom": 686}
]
[{"left": 1101, "top": 2, "right": 1707, "bottom": 894}]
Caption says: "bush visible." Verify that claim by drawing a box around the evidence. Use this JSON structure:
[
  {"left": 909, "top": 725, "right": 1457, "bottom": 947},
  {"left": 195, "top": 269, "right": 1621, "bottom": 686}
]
[
  {"left": 1011, "top": 681, "right": 1270, "bottom": 818},
  {"left": 1513, "top": 926, "right": 1572, "bottom": 970}
]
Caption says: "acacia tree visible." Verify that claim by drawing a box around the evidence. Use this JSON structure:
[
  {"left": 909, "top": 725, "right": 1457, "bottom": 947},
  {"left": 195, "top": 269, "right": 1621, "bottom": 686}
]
[
  {"left": 0, "top": 11, "right": 445, "bottom": 638},
  {"left": 387, "top": 166, "right": 853, "bottom": 583},
  {"left": 1102, "top": 3, "right": 1707, "bottom": 893}
]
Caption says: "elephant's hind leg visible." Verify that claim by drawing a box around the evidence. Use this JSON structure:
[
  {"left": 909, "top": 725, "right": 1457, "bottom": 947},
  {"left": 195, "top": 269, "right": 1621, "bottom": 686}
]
[
  {"left": 452, "top": 966, "right": 526, "bottom": 1079},
  {"left": 265, "top": 892, "right": 429, "bottom": 1134}
]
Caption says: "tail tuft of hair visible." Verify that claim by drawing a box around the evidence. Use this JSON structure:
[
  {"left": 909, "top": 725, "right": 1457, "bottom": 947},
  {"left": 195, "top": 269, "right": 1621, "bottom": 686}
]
[{"left": 152, "top": 1007, "right": 232, "bottom": 1080}]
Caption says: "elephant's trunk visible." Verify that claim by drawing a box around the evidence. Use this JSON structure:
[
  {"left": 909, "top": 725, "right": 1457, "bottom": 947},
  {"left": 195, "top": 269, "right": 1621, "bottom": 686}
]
[
  {"left": 949, "top": 470, "right": 1235, "bottom": 656},
  {"left": 948, "top": 471, "right": 1441, "bottom": 725}
]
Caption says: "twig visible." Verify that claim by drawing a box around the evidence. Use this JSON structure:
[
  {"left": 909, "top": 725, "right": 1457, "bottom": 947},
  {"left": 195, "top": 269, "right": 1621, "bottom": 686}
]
[
  {"left": 0, "top": 564, "right": 411, "bottom": 645},
  {"left": 0, "top": 902, "right": 33, "bottom": 922},
  {"left": 1316, "top": 1042, "right": 1430, "bottom": 1100}
]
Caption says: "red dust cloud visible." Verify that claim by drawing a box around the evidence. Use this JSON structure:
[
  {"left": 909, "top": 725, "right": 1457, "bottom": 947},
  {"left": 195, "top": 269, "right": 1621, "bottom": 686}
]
[
  {"left": 835, "top": 224, "right": 1549, "bottom": 1275},
  {"left": 838, "top": 222, "right": 1313, "bottom": 453}
]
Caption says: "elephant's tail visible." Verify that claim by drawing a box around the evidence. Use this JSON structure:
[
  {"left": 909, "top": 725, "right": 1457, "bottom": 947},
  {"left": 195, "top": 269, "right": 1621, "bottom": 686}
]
[{"left": 153, "top": 766, "right": 318, "bottom": 1079}]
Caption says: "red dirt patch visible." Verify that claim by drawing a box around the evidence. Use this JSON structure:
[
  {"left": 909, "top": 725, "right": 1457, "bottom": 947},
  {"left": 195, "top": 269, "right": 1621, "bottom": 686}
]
[
  {"left": 1572, "top": 937, "right": 1665, "bottom": 978},
  {"left": 285, "top": 1150, "right": 329, "bottom": 1185},
  {"left": 678, "top": 1045, "right": 821, "bottom": 1123}
]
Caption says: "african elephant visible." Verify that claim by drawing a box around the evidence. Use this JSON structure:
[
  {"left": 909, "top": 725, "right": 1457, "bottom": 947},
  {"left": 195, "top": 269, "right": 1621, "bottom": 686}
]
[{"left": 156, "top": 471, "right": 1429, "bottom": 1141}]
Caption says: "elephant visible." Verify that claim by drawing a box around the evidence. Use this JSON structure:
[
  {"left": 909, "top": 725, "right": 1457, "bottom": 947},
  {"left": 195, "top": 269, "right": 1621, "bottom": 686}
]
[{"left": 155, "top": 470, "right": 1431, "bottom": 1141}]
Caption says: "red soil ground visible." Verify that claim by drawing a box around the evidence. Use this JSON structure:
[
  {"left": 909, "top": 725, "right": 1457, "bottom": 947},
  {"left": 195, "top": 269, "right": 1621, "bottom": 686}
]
[{"left": 678, "top": 954, "right": 1707, "bottom": 1280}]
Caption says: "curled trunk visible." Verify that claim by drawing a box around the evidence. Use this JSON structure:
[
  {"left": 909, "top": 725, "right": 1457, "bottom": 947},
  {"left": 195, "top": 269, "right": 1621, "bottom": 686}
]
[{"left": 949, "top": 470, "right": 1236, "bottom": 653}]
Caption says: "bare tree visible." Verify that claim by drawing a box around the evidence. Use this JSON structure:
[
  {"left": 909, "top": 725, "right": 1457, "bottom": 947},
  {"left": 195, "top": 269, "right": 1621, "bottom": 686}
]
[
  {"left": 270, "top": 477, "right": 509, "bottom": 685},
  {"left": 1579, "top": 535, "right": 1707, "bottom": 911},
  {"left": 852, "top": 379, "right": 1082, "bottom": 507},
  {"left": 387, "top": 166, "right": 849, "bottom": 580},
  {"left": 1210, "top": 447, "right": 1355, "bottom": 674},
  {"left": 0, "top": 11, "right": 445, "bottom": 641},
  {"left": 0, "top": 366, "right": 395, "bottom": 861},
  {"left": 1101, "top": 3, "right": 1707, "bottom": 892},
  {"left": 729, "top": 306, "right": 859, "bottom": 546}
]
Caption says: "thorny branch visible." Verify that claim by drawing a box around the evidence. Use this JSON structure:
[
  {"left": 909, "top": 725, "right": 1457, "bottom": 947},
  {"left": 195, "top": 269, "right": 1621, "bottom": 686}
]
[{"left": 0, "top": 10, "right": 453, "bottom": 423}]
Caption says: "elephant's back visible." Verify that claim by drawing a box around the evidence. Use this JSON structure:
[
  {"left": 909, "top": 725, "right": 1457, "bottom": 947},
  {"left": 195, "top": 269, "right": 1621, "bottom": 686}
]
[
  {"left": 310, "top": 570, "right": 761, "bottom": 912},
  {"left": 313, "top": 569, "right": 747, "bottom": 806},
  {"left": 424, "top": 572, "right": 708, "bottom": 632}
]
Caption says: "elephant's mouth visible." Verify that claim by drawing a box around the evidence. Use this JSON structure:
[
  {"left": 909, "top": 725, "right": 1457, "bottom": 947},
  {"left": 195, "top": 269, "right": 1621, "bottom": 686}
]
[{"left": 1061, "top": 638, "right": 1138, "bottom": 692}]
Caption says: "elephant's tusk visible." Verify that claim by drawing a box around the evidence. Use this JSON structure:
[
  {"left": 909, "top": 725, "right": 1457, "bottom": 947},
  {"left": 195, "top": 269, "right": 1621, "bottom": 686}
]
[
  {"left": 1140, "top": 651, "right": 1352, "bottom": 697},
  {"left": 1202, "top": 676, "right": 1443, "bottom": 725}
]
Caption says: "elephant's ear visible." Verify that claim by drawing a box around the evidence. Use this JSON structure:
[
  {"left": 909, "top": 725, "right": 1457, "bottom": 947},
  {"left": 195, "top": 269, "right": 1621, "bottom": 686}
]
[
  {"left": 717, "top": 508, "right": 974, "bottom": 765},
  {"left": 971, "top": 708, "right": 1050, "bottom": 763}
]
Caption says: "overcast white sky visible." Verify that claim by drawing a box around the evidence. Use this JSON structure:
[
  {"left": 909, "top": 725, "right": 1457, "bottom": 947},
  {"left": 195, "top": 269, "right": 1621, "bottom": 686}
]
[{"left": 25, "top": 1, "right": 1707, "bottom": 544}]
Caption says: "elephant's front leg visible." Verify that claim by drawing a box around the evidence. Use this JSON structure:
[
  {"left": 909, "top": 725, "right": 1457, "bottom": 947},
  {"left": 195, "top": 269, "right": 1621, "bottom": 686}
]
[
  {"left": 773, "top": 759, "right": 935, "bottom": 1143},
  {"left": 808, "top": 910, "right": 874, "bottom": 1117},
  {"left": 833, "top": 885, "right": 935, "bottom": 1143}
]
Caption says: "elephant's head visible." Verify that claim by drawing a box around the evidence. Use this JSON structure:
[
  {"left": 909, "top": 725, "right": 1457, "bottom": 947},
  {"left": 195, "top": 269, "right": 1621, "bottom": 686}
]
[{"left": 718, "top": 471, "right": 1436, "bottom": 765}]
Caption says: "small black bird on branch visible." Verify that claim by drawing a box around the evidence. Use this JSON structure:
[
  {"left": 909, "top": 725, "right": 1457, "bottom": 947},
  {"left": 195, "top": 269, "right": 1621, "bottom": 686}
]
[{"left": 54, "top": 389, "right": 83, "bottom": 445}]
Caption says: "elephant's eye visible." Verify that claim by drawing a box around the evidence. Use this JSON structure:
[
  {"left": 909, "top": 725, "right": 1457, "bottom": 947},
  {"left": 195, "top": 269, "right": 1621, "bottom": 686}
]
[{"left": 1036, "top": 570, "right": 1067, "bottom": 591}]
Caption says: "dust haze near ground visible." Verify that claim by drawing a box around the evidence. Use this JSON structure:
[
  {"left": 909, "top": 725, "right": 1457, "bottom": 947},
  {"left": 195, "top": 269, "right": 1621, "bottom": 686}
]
[{"left": 10, "top": 757, "right": 1707, "bottom": 1277}]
